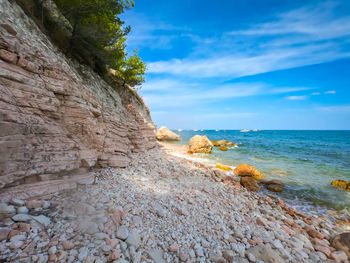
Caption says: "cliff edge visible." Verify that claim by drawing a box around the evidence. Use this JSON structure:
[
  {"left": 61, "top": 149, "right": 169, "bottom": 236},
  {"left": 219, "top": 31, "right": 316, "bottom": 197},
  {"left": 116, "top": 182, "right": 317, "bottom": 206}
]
[{"left": 0, "top": 0, "right": 157, "bottom": 201}]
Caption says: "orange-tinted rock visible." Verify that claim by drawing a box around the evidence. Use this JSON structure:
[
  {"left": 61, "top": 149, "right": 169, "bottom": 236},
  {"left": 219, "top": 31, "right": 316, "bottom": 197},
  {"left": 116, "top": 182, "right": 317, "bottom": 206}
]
[
  {"left": 234, "top": 164, "right": 264, "bottom": 180},
  {"left": 25, "top": 200, "right": 44, "bottom": 209},
  {"left": 7, "top": 230, "right": 21, "bottom": 240},
  {"left": 12, "top": 223, "right": 30, "bottom": 233},
  {"left": 240, "top": 176, "right": 260, "bottom": 191},
  {"left": 109, "top": 249, "right": 121, "bottom": 261},
  {"left": 218, "top": 146, "right": 228, "bottom": 151},
  {"left": 188, "top": 135, "right": 213, "bottom": 154},
  {"left": 62, "top": 241, "right": 75, "bottom": 250},
  {"left": 331, "top": 180, "right": 350, "bottom": 192},
  {"left": 314, "top": 245, "right": 332, "bottom": 258}
]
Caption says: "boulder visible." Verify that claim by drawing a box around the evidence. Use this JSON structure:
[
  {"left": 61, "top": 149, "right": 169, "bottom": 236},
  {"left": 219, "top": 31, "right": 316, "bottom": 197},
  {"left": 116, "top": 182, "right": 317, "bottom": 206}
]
[
  {"left": 218, "top": 146, "right": 228, "bottom": 151},
  {"left": 261, "top": 179, "right": 285, "bottom": 192},
  {"left": 240, "top": 177, "right": 260, "bottom": 191},
  {"left": 156, "top": 126, "right": 181, "bottom": 141},
  {"left": 234, "top": 164, "right": 264, "bottom": 180},
  {"left": 331, "top": 180, "right": 350, "bottom": 192},
  {"left": 188, "top": 135, "right": 213, "bottom": 154},
  {"left": 331, "top": 232, "right": 350, "bottom": 258}
]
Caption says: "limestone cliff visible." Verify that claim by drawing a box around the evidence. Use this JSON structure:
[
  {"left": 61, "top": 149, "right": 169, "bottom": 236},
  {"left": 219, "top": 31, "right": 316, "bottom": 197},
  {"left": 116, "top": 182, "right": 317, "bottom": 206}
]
[{"left": 0, "top": 0, "right": 157, "bottom": 201}]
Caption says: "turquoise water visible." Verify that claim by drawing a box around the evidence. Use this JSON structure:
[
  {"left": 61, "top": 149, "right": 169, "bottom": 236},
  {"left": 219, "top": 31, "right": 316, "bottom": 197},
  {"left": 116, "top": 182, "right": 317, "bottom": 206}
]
[{"left": 174, "top": 130, "right": 350, "bottom": 212}]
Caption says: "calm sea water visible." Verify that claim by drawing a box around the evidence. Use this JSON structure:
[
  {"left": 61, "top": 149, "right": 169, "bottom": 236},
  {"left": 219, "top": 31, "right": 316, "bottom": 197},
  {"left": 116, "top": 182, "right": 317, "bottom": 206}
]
[{"left": 173, "top": 130, "right": 350, "bottom": 212}]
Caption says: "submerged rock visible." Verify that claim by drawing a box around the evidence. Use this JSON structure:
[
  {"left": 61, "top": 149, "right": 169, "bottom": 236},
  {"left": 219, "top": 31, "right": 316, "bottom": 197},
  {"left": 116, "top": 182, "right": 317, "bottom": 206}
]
[
  {"left": 262, "top": 179, "right": 285, "bottom": 192},
  {"left": 234, "top": 164, "right": 264, "bottom": 180},
  {"left": 331, "top": 180, "right": 350, "bottom": 192},
  {"left": 156, "top": 126, "right": 181, "bottom": 141},
  {"left": 211, "top": 139, "right": 236, "bottom": 147},
  {"left": 216, "top": 163, "right": 232, "bottom": 171},
  {"left": 240, "top": 177, "right": 260, "bottom": 191},
  {"left": 218, "top": 146, "right": 228, "bottom": 151},
  {"left": 188, "top": 135, "right": 213, "bottom": 154},
  {"left": 331, "top": 232, "right": 350, "bottom": 258}
]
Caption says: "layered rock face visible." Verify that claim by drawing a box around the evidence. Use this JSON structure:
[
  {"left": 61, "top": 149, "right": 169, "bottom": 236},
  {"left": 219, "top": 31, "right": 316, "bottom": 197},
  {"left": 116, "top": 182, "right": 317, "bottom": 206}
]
[{"left": 0, "top": 1, "right": 157, "bottom": 201}]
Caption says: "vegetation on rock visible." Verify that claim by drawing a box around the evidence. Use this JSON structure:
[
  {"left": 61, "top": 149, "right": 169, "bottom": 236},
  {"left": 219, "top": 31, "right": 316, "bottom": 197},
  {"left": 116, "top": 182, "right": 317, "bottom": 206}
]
[{"left": 16, "top": 0, "right": 146, "bottom": 87}]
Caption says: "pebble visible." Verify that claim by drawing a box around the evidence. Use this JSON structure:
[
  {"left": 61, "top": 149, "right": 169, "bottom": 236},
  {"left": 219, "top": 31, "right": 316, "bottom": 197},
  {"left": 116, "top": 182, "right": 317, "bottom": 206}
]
[
  {"left": 271, "top": 239, "right": 284, "bottom": 249},
  {"left": 125, "top": 229, "right": 141, "bottom": 248},
  {"left": 32, "top": 215, "right": 51, "bottom": 227},
  {"left": 16, "top": 206, "right": 29, "bottom": 214},
  {"left": 149, "top": 248, "right": 166, "bottom": 263},
  {"left": 12, "top": 214, "right": 32, "bottom": 222},
  {"left": 247, "top": 252, "right": 256, "bottom": 262},
  {"left": 78, "top": 220, "right": 99, "bottom": 234},
  {"left": 116, "top": 226, "right": 129, "bottom": 240},
  {"left": 102, "top": 245, "right": 112, "bottom": 252},
  {"left": 132, "top": 215, "right": 142, "bottom": 226},
  {"left": 63, "top": 240, "right": 75, "bottom": 250},
  {"left": 0, "top": 203, "right": 16, "bottom": 215},
  {"left": 10, "top": 199, "right": 25, "bottom": 206},
  {"left": 78, "top": 247, "right": 89, "bottom": 261}
]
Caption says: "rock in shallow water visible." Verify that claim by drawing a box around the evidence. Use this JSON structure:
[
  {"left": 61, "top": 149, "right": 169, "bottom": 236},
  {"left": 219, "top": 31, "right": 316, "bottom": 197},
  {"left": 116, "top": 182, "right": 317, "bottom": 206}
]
[
  {"left": 234, "top": 164, "right": 264, "bottom": 180},
  {"left": 240, "top": 177, "right": 260, "bottom": 191},
  {"left": 188, "top": 135, "right": 213, "bottom": 154}
]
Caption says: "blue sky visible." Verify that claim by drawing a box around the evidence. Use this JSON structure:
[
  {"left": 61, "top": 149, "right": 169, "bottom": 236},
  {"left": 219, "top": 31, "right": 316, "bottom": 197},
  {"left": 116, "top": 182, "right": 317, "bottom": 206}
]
[{"left": 122, "top": 0, "right": 350, "bottom": 130}]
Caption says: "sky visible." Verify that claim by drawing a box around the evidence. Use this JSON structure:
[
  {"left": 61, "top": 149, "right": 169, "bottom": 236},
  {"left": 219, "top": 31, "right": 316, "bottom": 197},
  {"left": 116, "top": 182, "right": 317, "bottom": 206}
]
[{"left": 122, "top": 0, "right": 350, "bottom": 130}]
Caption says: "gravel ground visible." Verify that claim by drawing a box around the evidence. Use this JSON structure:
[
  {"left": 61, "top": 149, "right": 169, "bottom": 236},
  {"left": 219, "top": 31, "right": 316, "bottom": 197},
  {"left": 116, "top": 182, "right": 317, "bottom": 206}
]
[{"left": 0, "top": 147, "right": 349, "bottom": 262}]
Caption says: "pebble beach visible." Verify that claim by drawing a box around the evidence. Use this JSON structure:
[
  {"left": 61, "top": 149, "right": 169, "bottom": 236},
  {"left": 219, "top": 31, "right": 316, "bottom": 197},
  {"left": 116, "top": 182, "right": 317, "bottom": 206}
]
[{"left": 1, "top": 144, "right": 349, "bottom": 262}]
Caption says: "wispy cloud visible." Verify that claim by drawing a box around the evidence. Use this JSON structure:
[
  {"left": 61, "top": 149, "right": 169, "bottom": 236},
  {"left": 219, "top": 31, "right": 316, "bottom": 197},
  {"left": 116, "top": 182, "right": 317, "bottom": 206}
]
[
  {"left": 141, "top": 79, "right": 313, "bottom": 108},
  {"left": 285, "top": 95, "right": 308, "bottom": 100},
  {"left": 325, "top": 90, "right": 336, "bottom": 94},
  {"left": 317, "top": 105, "right": 350, "bottom": 112},
  {"left": 312, "top": 92, "right": 321, "bottom": 95},
  {"left": 147, "top": 1, "right": 350, "bottom": 79}
]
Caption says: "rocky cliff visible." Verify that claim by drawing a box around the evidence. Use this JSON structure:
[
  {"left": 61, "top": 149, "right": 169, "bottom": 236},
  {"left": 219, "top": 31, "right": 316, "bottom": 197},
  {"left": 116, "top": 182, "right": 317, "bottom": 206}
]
[{"left": 0, "top": 0, "right": 157, "bottom": 201}]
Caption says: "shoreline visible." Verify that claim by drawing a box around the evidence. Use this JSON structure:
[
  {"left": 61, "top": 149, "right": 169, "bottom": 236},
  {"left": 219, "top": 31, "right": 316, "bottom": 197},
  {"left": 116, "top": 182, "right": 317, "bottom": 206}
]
[
  {"left": 160, "top": 141, "right": 349, "bottom": 216},
  {"left": 1, "top": 144, "right": 349, "bottom": 262}
]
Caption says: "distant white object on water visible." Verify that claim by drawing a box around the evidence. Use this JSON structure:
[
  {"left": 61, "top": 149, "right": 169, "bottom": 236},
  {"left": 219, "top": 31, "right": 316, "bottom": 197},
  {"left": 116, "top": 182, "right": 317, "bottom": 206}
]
[
  {"left": 215, "top": 129, "right": 219, "bottom": 131},
  {"left": 194, "top": 129, "right": 198, "bottom": 131},
  {"left": 200, "top": 129, "right": 204, "bottom": 131},
  {"left": 240, "top": 129, "right": 250, "bottom": 132},
  {"left": 177, "top": 129, "right": 182, "bottom": 132}
]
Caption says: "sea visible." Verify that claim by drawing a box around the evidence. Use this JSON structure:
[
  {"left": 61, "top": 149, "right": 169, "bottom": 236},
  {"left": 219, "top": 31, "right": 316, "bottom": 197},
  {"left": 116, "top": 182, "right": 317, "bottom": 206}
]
[{"left": 172, "top": 130, "right": 350, "bottom": 214}]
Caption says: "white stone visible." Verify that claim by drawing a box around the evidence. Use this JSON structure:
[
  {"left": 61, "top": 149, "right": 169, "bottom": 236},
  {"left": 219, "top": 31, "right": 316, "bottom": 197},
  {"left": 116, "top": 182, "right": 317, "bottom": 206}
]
[{"left": 116, "top": 226, "right": 129, "bottom": 240}]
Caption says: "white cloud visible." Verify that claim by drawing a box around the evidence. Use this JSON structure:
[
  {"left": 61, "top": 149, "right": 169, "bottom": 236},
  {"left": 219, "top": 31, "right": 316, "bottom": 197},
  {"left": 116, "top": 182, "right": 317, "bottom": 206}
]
[
  {"left": 325, "top": 90, "right": 336, "bottom": 94},
  {"left": 312, "top": 92, "right": 321, "bottom": 95},
  {"left": 146, "top": 1, "right": 350, "bottom": 79},
  {"left": 230, "top": 2, "right": 350, "bottom": 40},
  {"left": 318, "top": 105, "right": 350, "bottom": 112},
  {"left": 141, "top": 79, "right": 313, "bottom": 108},
  {"left": 285, "top": 95, "right": 308, "bottom": 100}
]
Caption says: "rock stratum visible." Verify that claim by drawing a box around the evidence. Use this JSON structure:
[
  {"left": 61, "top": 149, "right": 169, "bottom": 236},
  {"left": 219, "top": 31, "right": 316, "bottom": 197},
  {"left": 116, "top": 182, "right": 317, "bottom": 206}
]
[{"left": 0, "top": 0, "right": 157, "bottom": 201}]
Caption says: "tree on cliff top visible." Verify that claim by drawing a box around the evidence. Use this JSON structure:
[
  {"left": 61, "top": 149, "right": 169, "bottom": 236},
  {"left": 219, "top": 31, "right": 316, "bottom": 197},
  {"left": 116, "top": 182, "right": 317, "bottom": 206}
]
[{"left": 53, "top": 0, "right": 146, "bottom": 86}]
